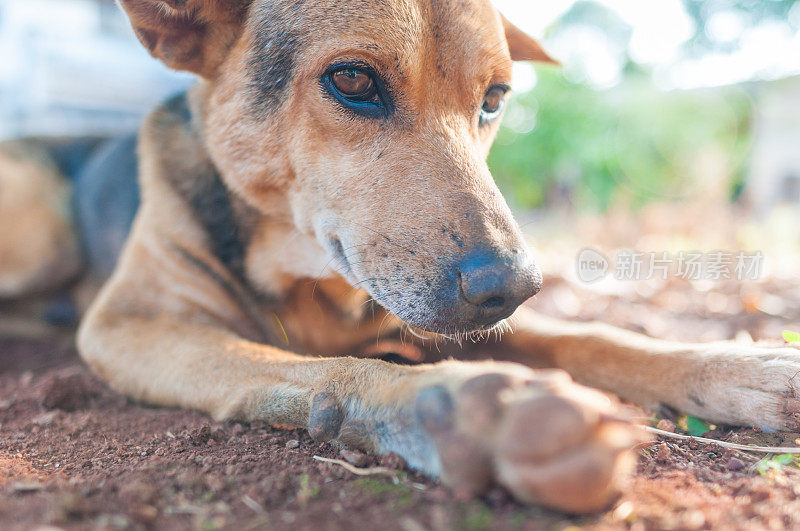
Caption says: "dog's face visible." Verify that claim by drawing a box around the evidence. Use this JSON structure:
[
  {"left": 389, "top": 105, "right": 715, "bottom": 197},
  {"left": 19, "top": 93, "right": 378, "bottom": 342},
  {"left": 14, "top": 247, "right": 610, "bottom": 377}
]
[{"left": 121, "top": 0, "right": 553, "bottom": 334}]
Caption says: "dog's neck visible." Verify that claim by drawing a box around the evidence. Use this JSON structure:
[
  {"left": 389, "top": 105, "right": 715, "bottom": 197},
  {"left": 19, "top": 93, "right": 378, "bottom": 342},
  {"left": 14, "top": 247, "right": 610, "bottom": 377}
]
[
  {"left": 180, "top": 84, "right": 329, "bottom": 292},
  {"left": 174, "top": 84, "right": 389, "bottom": 351}
]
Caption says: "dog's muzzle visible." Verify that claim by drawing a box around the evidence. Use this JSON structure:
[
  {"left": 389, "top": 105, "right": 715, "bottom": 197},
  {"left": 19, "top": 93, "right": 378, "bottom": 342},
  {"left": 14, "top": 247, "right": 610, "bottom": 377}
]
[
  {"left": 453, "top": 248, "right": 542, "bottom": 329},
  {"left": 402, "top": 247, "right": 542, "bottom": 333}
]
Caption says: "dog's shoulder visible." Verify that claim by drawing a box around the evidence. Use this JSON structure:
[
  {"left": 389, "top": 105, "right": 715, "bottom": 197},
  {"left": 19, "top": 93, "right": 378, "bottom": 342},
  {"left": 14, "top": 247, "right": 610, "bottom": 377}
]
[{"left": 139, "top": 89, "right": 259, "bottom": 276}]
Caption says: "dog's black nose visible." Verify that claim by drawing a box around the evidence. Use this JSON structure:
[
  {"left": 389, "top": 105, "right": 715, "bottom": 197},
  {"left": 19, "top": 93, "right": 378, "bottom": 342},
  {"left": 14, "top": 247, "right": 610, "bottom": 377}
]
[{"left": 458, "top": 250, "right": 542, "bottom": 326}]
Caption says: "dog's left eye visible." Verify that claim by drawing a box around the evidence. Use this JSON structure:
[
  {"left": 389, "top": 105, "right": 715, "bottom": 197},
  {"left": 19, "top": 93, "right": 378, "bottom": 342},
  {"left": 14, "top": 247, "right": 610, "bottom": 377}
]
[{"left": 480, "top": 86, "right": 509, "bottom": 125}]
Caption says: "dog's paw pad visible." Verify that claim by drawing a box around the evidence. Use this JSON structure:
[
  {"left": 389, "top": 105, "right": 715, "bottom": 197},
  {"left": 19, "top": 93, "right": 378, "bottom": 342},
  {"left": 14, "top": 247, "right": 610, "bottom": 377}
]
[
  {"left": 414, "top": 369, "right": 639, "bottom": 513},
  {"left": 437, "top": 432, "right": 493, "bottom": 494},
  {"left": 496, "top": 424, "right": 636, "bottom": 513},
  {"left": 496, "top": 391, "right": 599, "bottom": 461},
  {"left": 457, "top": 373, "right": 517, "bottom": 435},
  {"left": 495, "top": 389, "right": 639, "bottom": 513},
  {"left": 414, "top": 376, "right": 515, "bottom": 494}
]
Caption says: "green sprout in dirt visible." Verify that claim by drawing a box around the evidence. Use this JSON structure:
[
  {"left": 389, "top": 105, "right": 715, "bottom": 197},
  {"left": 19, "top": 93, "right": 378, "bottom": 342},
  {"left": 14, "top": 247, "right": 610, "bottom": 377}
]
[
  {"left": 755, "top": 454, "right": 800, "bottom": 478},
  {"left": 678, "top": 415, "right": 714, "bottom": 436},
  {"left": 784, "top": 330, "right": 800, "bottom": 345},
  {"left": 459, "top": 503, "right": 494, "bottom": 531},
  {"left": 353, "top": 478, "right": 411, "bottom": 496},
  {"left": 297, "top": 473, "right": 320, "bottom": 504}
]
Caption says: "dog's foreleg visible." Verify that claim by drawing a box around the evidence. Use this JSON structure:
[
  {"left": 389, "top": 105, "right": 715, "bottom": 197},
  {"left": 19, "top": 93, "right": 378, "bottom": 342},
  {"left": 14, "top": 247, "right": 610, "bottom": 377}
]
[
  {"left": 506, "top": 306, "right": 800, "bottom": 431},
  {"left": 78, "top": 306, "right": 640, "bottom": 512}
]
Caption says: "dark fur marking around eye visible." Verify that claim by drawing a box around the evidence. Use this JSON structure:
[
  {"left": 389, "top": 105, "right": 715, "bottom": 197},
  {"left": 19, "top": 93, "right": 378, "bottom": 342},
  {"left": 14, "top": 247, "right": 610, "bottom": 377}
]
[{"left": 247, "top": 2, "right": 303, "bottom": 115}]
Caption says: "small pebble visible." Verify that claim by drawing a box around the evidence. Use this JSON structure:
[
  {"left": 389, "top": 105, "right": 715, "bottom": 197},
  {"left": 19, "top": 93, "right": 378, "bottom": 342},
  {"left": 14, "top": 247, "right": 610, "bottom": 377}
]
[
  {"left": 37, "top": 372, "right": 99, "bottom": 411},
  {"left": 119, "top": 480, "right": 158, "bottom": 505},
  {"left": 656, "top": 442, "right": 671, "bottom": 462},
  {"left": 210, "top": 426, "right": 228, "bottom": 442},
  {"left": 378, "top": 452, "right": 406, "bottom": 470},
  {"left": 656, "top": 419, "right": 676, "bottom": 432},
  {"left": 56, "top": 490, "right": 91, "bottom": 516},
  {"left": 339, "top": 449, "right": 369, "bottom": 467},
  {"left": 189, "top": 426, "right": 212, "bottom": 446},
  {"left": 32, "top": 411, "right": 58, "bottom": 426},
  {"left": 12, "top": 482, "right": 43, "bottom": 492},
  {"left": 485, "top": 487, "right": 511, "bottom": 507},
  {"left": 285, "top": 439, "right": 300, "bottom": 449},
  {"left": 20, "top": 371, "right": 34, "bottom": 387},
  {"left": 695, "top": 468, "right": 715, "bottom": 482},
  {"left": 130, "top": 504, "right": 159, "bottom": 524},
  {"left": 728, "top": 457, "right": 744, "bottom": 471}
]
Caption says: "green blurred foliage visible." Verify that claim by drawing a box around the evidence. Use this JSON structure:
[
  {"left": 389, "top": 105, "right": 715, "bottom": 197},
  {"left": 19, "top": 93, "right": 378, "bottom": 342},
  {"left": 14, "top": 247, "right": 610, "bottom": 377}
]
[{"left": 488, "top": 69, "right": 753, "bottom": 211}]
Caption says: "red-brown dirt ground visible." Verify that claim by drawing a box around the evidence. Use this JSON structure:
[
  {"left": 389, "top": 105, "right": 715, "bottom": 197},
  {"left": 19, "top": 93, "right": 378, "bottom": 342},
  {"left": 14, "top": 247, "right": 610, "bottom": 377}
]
[{"left": 1, "top": 272, "right": 800, "bottom": 530}]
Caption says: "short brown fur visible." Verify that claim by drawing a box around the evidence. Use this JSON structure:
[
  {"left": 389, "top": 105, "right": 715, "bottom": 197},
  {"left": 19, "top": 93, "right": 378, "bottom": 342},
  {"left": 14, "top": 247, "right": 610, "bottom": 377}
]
[{"left": 3, "top": 0, "right": 800, "bottom": 514}]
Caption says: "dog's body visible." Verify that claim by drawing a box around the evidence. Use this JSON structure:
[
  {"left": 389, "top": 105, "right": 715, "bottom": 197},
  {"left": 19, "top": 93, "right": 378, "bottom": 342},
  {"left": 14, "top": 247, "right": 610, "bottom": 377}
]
[{"left": 3, "top": 0, "right": 800, "bottom": 513}]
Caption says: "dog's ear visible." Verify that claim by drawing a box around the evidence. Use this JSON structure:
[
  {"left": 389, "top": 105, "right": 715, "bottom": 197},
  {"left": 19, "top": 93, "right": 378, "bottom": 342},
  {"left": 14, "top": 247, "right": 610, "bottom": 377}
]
[
  {"left": 118, "top": 0, "right": 251, "bottom": 78},
  {"left": 501, "top": 15, "right": 558, "bottom": 65}
]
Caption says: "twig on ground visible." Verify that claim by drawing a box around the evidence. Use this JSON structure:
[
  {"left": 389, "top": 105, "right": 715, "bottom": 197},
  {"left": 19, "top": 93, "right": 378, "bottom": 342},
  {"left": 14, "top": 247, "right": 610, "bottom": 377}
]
[
  {"left": 312, "top": 456, "right": 399, "bottom": 476},
  {"left": 241, "top": 494, "right": 265, "bottom": 515},
  {"left": 642, "top": 426, "right": 800, "bottom": 454}
]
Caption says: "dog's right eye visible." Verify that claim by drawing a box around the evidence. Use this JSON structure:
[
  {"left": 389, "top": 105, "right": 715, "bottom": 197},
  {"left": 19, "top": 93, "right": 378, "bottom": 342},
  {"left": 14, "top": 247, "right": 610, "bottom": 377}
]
[
  {"left": 331, "top": 69, "right": 377, "bottom": 101},
  {"left": 323, "top": 63, "right": 393, "bottom": 119}
]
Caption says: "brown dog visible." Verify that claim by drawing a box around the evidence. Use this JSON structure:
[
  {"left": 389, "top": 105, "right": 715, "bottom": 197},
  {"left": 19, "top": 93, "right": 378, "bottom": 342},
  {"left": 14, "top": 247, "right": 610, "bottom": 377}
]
[{"left": 3, "top": 0, "right": 800, "bottom": 514}]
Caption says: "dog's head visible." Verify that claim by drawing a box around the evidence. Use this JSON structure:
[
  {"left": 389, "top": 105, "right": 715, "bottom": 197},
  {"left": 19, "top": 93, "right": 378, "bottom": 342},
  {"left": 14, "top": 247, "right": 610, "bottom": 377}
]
[{"left": 120, "top": 0, "right": 554, "bottom": 334}]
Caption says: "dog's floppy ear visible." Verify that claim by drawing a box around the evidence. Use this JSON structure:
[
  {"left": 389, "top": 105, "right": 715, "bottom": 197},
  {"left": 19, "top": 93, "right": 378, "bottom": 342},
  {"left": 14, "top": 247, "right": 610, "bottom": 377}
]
[
  {"left": 501, "top": 14, "right": 558, "bottom": 65},
  {"left": 118, "top": 0, "right": 251, "bottom": 78}
]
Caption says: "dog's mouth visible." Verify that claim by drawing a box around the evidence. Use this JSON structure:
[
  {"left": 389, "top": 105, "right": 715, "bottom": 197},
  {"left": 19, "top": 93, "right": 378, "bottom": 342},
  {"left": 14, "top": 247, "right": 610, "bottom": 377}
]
[
  {"left": 324, "top": 234, "right": 524, "bottom": 340},
  {"left": 404, "top": 318, "right": 515, "bottom": 344}
]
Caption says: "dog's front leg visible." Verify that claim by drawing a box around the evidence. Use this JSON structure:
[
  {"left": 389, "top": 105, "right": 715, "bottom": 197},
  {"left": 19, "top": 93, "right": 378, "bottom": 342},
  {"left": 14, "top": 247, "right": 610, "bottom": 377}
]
[
  {"left": 79, "top": 309, "right": 639, "bottom": 513},
  {"left": 506, "top": 307, "right": 800, "bottom": 431}
]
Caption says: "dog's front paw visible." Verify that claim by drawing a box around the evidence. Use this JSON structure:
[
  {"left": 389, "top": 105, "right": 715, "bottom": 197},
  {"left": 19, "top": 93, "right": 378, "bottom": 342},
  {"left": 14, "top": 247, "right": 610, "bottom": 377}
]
[
  {"left": 414, "top": 368, "right": 640, "bottom": 513},
  {"left": 676, "top": 345, "right": 800, "bottom": 432}
]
